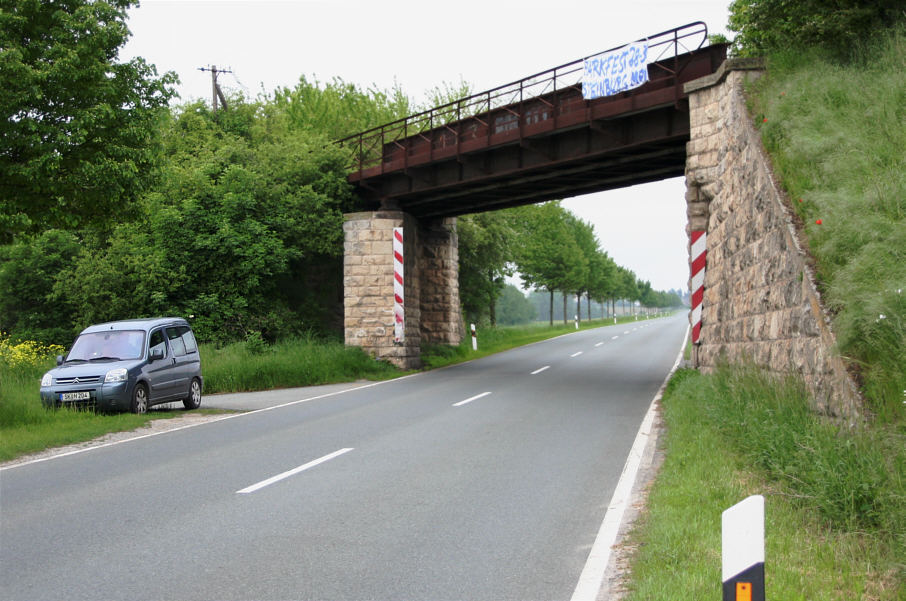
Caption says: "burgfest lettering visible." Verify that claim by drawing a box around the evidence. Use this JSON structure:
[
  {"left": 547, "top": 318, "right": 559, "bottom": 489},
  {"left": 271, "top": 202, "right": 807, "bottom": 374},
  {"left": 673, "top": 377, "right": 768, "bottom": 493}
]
[{"left": 582, "top": 41, "right": 649, "bottom": 100}]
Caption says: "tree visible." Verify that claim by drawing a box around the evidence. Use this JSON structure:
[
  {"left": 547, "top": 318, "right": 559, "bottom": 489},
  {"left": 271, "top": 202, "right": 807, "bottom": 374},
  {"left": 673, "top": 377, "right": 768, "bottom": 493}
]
[
  {"left": 566, "top": 215, "right": 597, "bottom": 324},
  {"left": 0, "top": 0, "right": 177, "bottom": 241},
  {"left": 514, "top": 203, "right": 587, "bottom": 326},
  {"left": 458, "top": 211, "right": 515, "bottom": 326},
  {"left": 0, "top": 230, "right": 83, "bottom": 343},
  {"left": 268, "top": 75, "right": 413, "bottom": 141},
  {"left": 588, "top": 250, "right": 618, "bottom": 318},
  {"left": 615, "top": 266, "right": 639, "bottom": 316},
  {"left": 728, "top": 0, "right": 904, "bottom": 58}
]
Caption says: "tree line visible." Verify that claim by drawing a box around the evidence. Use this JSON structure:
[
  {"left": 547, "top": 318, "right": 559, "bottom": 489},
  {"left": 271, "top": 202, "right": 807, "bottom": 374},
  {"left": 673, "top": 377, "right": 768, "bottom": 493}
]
[
  {"left": 458, "top": 205, "right": 682, "bottom": 328},
  {"left": 0, "top": 0, "right": 681, "bottom": 346}
]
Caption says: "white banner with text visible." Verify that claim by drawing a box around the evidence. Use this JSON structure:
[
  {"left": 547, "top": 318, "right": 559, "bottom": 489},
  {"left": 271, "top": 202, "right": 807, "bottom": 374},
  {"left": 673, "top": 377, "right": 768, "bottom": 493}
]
[{"left": 582, "top": 41, "right": 649, "bottom": 100}]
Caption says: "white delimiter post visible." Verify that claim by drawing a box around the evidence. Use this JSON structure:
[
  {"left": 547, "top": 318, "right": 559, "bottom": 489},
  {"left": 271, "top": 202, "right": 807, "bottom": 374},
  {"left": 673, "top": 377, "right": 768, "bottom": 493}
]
[
  {"left": 470, "top": 323, "right": 477, "bottom": 351},
  {"left": 722, "top": 495, "right": 765, "bottom": 601}
]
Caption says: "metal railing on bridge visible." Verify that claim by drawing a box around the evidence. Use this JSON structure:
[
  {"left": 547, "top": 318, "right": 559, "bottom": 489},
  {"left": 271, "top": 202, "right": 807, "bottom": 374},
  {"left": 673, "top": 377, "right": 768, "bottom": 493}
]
[{"left": 338, "top": 21, "right": 710, "bottom": 178}]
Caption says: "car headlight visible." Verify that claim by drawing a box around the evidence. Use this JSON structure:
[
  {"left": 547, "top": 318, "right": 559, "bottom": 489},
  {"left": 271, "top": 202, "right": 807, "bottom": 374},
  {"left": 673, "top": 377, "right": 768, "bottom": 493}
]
[
  {"left": 41, "top": 373, "right": 53, "bottom": 387},
  {"left": 105, "top": 368, "right": 128, "bottom": 383}
]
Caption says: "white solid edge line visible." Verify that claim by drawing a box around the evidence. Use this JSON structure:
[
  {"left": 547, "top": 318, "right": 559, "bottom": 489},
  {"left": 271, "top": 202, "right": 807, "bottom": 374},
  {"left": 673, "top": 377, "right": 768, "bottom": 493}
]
[
  {"left": 570, "top": 324, "right": 690, "bottom": 601},
  {"left": 1, "top": 373, "right": 423, "bottom": 471},
  {"left": 530, "top": 365, "right": 551, "bottom": 375},
  {"left": 236, "top": 448, "right": 354, "bottom": 494},
  {"left": 453, "top": 391, "right": 492, "bottom": 407}
]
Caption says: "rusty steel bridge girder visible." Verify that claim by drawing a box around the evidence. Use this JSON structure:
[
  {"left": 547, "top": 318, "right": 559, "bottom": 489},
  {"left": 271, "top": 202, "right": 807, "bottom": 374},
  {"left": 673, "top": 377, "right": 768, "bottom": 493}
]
[{"left": 340, "top": 23, "right": 728, "bottom": 218}]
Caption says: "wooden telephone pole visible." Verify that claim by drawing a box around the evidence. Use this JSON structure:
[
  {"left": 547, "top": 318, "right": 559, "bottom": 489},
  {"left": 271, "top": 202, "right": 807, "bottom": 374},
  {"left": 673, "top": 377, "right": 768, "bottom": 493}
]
[{"left": 198, "top": 65, "right": 232, "bottom": 111}]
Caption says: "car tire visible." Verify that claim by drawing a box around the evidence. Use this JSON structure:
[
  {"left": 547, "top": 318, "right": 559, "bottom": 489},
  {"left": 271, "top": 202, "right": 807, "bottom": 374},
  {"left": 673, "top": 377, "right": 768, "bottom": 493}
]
[
  {"left": 131, "top": 383, "right": 149, "bottom": 414},
  {"left": 183, "top": 378, "right": 202, "bottom": 410}
]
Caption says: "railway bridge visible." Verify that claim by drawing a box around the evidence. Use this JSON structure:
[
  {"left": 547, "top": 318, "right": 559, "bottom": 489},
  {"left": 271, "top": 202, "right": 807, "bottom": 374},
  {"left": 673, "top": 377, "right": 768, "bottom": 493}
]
[
  {"left": 337, "top": 21, "right": 856, "bottom": 417},
  {"left": 340, "top": 22, "right": 727, "bottom": 368}
]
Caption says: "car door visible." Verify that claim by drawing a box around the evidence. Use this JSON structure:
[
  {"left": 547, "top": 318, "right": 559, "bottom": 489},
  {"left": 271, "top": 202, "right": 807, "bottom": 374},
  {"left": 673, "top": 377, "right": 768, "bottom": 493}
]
[
  {"left": 145, "top": 328, "right": 181, "bottom": 401},
  {"left": 164, "top": 326, "right": 197, "bottom": 397}
]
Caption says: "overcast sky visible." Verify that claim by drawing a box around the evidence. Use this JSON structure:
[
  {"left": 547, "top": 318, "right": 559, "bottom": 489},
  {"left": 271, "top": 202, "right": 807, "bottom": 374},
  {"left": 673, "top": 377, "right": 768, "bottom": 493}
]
[{"left": 122, "top": 0, "right": 732, "bottom": 292}]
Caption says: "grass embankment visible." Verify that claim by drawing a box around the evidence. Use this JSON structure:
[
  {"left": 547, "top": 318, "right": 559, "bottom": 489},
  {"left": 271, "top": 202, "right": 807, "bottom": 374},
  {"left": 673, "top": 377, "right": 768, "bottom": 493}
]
[
  {"left": 624, "top": 368, "right": 905, "bottom": 600},
  {"left": 0, "top": 313, "right": 667, "bottom": 461},
  {"left": 751, "top": 28, "right": 906, "bottom": 419},
  {"left": 623, "top": 28, "right": 905, "bottom": 598},
  {"left": 201, "top": 334, "right": 400, "bottom": 393}
]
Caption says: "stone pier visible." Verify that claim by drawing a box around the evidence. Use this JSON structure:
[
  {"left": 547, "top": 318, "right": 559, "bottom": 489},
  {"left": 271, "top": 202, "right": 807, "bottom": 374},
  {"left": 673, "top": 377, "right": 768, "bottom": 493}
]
[{"left": 343, "top": 211, "right": 463, "bottom": 369}]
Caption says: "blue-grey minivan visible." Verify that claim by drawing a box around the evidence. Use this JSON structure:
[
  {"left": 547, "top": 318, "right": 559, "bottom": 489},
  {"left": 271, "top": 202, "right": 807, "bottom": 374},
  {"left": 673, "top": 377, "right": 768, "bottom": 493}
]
[{"left": 40, "top": 318, "right": 203, "bottom": 414}]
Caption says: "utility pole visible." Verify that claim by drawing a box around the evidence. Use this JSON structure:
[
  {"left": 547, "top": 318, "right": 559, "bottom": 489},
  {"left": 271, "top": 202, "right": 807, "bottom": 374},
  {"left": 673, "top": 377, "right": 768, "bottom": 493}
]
[{"left": 198, "top": 65, "right": 232, "bottom": 111}]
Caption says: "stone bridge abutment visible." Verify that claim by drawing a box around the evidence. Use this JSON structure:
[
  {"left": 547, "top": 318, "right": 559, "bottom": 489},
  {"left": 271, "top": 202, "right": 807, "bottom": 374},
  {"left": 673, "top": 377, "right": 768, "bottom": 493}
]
[{"left": 683, "top": 59, "right": 860, "bottom": 416}]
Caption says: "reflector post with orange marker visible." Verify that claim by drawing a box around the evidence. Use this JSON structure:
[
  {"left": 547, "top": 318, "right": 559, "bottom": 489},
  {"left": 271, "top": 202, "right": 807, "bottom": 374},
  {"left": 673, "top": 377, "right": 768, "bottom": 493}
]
[{"left": 722, "top": 495, "right": 765, "bottom": 601}]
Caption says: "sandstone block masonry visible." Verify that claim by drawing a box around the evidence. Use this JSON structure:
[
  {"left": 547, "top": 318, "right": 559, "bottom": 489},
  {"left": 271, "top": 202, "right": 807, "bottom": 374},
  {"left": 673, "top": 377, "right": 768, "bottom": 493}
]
[
  {"left": 343, "top": 211, "right": 463, "bottom": 369},
  {"left": 684, "top": 60, "right": 860, "bottom": 417}
]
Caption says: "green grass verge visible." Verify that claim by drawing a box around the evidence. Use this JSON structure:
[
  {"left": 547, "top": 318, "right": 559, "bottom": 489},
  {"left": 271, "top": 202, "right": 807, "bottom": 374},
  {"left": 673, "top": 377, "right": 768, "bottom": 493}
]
[
  {"left": 0, "top": 357, "right": 195, "bottom": 462},
  {"left": 201, "top": 334, "right": 401, "bottom": 393},
  {"left": 750, "top": 27, "right": 906, "bottom": 420},
  {"left": 623, "top": 367, "right": 905, "bottom": 600}
]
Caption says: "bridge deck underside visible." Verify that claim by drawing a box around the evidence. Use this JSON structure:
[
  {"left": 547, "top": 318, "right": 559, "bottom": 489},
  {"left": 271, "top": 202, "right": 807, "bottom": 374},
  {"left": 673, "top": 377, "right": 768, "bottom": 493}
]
[{"left": 348, "top": 45, "right": 727, "bottom": 218}]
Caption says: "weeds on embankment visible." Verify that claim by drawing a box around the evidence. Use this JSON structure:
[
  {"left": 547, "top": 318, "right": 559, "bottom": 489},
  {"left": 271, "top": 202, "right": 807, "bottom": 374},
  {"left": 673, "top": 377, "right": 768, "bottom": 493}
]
[
  {"left": 624, "top": 367, "right": 905, "bottom": 600},
  {"left": 0, "top": 334, "right": 165, "bottom": 462},
  {"left": 751, "top": 27, "right": 906, "bottom": 420}
]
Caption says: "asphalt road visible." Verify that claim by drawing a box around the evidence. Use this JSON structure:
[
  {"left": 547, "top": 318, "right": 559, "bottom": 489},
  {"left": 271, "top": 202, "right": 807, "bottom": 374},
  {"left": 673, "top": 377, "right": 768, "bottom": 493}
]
[{"left": 0, "top": 314, "right": 688, "bottom": 601}]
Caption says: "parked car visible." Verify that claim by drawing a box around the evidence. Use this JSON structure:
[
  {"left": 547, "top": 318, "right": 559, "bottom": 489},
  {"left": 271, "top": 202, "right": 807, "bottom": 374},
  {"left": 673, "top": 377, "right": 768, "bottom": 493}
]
[{"left": 40, "top": 317, "right": 203, "bottom": 414}]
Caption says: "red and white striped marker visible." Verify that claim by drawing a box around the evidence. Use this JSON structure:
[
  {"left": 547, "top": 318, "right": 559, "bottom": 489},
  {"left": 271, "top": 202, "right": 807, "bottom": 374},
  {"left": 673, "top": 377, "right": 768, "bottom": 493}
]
[
  {"left": 690, "top": 230, "right": 707, "bottom": 344},
  {"left": 393, "top": 227, "right": 404, "bottom": 343}
]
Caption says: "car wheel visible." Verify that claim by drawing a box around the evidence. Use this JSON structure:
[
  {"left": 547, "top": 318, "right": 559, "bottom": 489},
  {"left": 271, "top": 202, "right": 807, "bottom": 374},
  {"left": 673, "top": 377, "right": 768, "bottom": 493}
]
[
  {"left": 131, "top": 383, "right": 149, "bottom": 414},
  {"left": 183, "top": 378, "right": 202, "bottom": 410}
]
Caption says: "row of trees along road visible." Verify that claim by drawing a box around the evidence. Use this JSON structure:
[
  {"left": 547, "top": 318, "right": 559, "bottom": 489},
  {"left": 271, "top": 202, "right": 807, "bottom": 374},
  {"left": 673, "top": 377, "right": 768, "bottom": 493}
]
[
  {"left": 458, "top": 202, "right": 683, "bottom": 328},
  {"left": 0, "top": 0, "right": 680, "bottom": 347}
]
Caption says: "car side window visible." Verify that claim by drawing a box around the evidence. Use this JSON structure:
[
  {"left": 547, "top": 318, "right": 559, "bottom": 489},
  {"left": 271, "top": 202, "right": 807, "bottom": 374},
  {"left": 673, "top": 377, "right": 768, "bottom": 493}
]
[
  {"left": 167, "top": 327, "right": 187, "bottom": 357},
  {"left": 182, "top": 329, "right": 198, "bottom": 354},
  {"left": 149, "top": 329, "right": 167, "bottom": 358}
]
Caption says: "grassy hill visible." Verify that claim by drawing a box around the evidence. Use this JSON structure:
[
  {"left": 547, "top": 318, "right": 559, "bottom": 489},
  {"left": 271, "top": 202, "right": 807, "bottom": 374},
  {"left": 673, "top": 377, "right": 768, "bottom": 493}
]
[
  {"left": 622, "top": 28, "right": 905, "bottom": 600},
  {"left": 752, "top": 29, "right": 906, "bottom": 420}
]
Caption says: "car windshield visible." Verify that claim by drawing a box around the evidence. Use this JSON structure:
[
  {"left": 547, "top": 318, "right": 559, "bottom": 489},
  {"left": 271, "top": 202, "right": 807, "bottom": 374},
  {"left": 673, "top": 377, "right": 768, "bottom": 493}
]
[{"left": 67, "top": 330, "right": 145, "bottom": 362}]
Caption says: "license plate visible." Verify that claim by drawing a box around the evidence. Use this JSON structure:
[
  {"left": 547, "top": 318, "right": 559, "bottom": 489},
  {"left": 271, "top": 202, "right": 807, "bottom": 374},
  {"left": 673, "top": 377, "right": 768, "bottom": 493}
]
[{"left": 60, "top": 391, "right": 91, "bottom": 402}]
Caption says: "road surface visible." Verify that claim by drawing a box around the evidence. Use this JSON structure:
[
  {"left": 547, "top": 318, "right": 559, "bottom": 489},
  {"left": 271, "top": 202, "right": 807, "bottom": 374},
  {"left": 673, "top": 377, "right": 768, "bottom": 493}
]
[{"left": 0, "top": 314, "right": 687, "bottom": 601}]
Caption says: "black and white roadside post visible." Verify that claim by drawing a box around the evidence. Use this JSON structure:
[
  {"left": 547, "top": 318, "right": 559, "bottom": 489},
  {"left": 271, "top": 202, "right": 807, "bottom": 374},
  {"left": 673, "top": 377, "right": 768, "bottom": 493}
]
[
  {"left": 722, "top": 495, "right": 765, "bottom": 601},
  {"left": 471, "top": 323, "right": 478, "bottom": 351}
]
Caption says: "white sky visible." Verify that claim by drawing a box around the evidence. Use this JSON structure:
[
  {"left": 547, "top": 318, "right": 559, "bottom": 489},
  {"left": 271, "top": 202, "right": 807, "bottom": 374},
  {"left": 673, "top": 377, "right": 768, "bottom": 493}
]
[{"left": 122, "top": 0, "right": 732, "bottom": 292}]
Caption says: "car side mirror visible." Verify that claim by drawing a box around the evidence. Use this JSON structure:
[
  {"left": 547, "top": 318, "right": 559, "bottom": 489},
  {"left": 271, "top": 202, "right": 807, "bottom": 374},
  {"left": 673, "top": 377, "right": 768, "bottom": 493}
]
[
  {"left": 56, "top": 355, "right": 64, "bottom": 366},
  {"left": 149, "top": 348, "right": 164, "bottom": 362}
]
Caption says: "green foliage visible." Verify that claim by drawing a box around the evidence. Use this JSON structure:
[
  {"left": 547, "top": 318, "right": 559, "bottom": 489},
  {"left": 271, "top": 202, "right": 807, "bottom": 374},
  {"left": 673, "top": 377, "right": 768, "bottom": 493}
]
[
  {"left": 268, "top": 75, "right": 413, "bottom": 140},
  {"left": 626, "top": 367, "right": 904, "bottom": 600},
  {"left": 457, "top": 211, "right": 517, "bottom": 325},
  {"left": 751, "top": 27, "right": 906, "bottom": 418},
  {"left": 0, "top": 0, "right": 177, "bottom": 241},
  {"left": 0, "top": 230, "right": 83, "bottom": 344},
  {"left": 513, "top": 202, "right": 588, "bottom": 324},
  {"left": 494, "top": 285, "right": 537, "bottom": 326},
  {"left": 200, "top": 336, "right": 399, "bottom": 393},
  {"left": 728, "top": 0, "right": 905, "bottom": 58}
]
